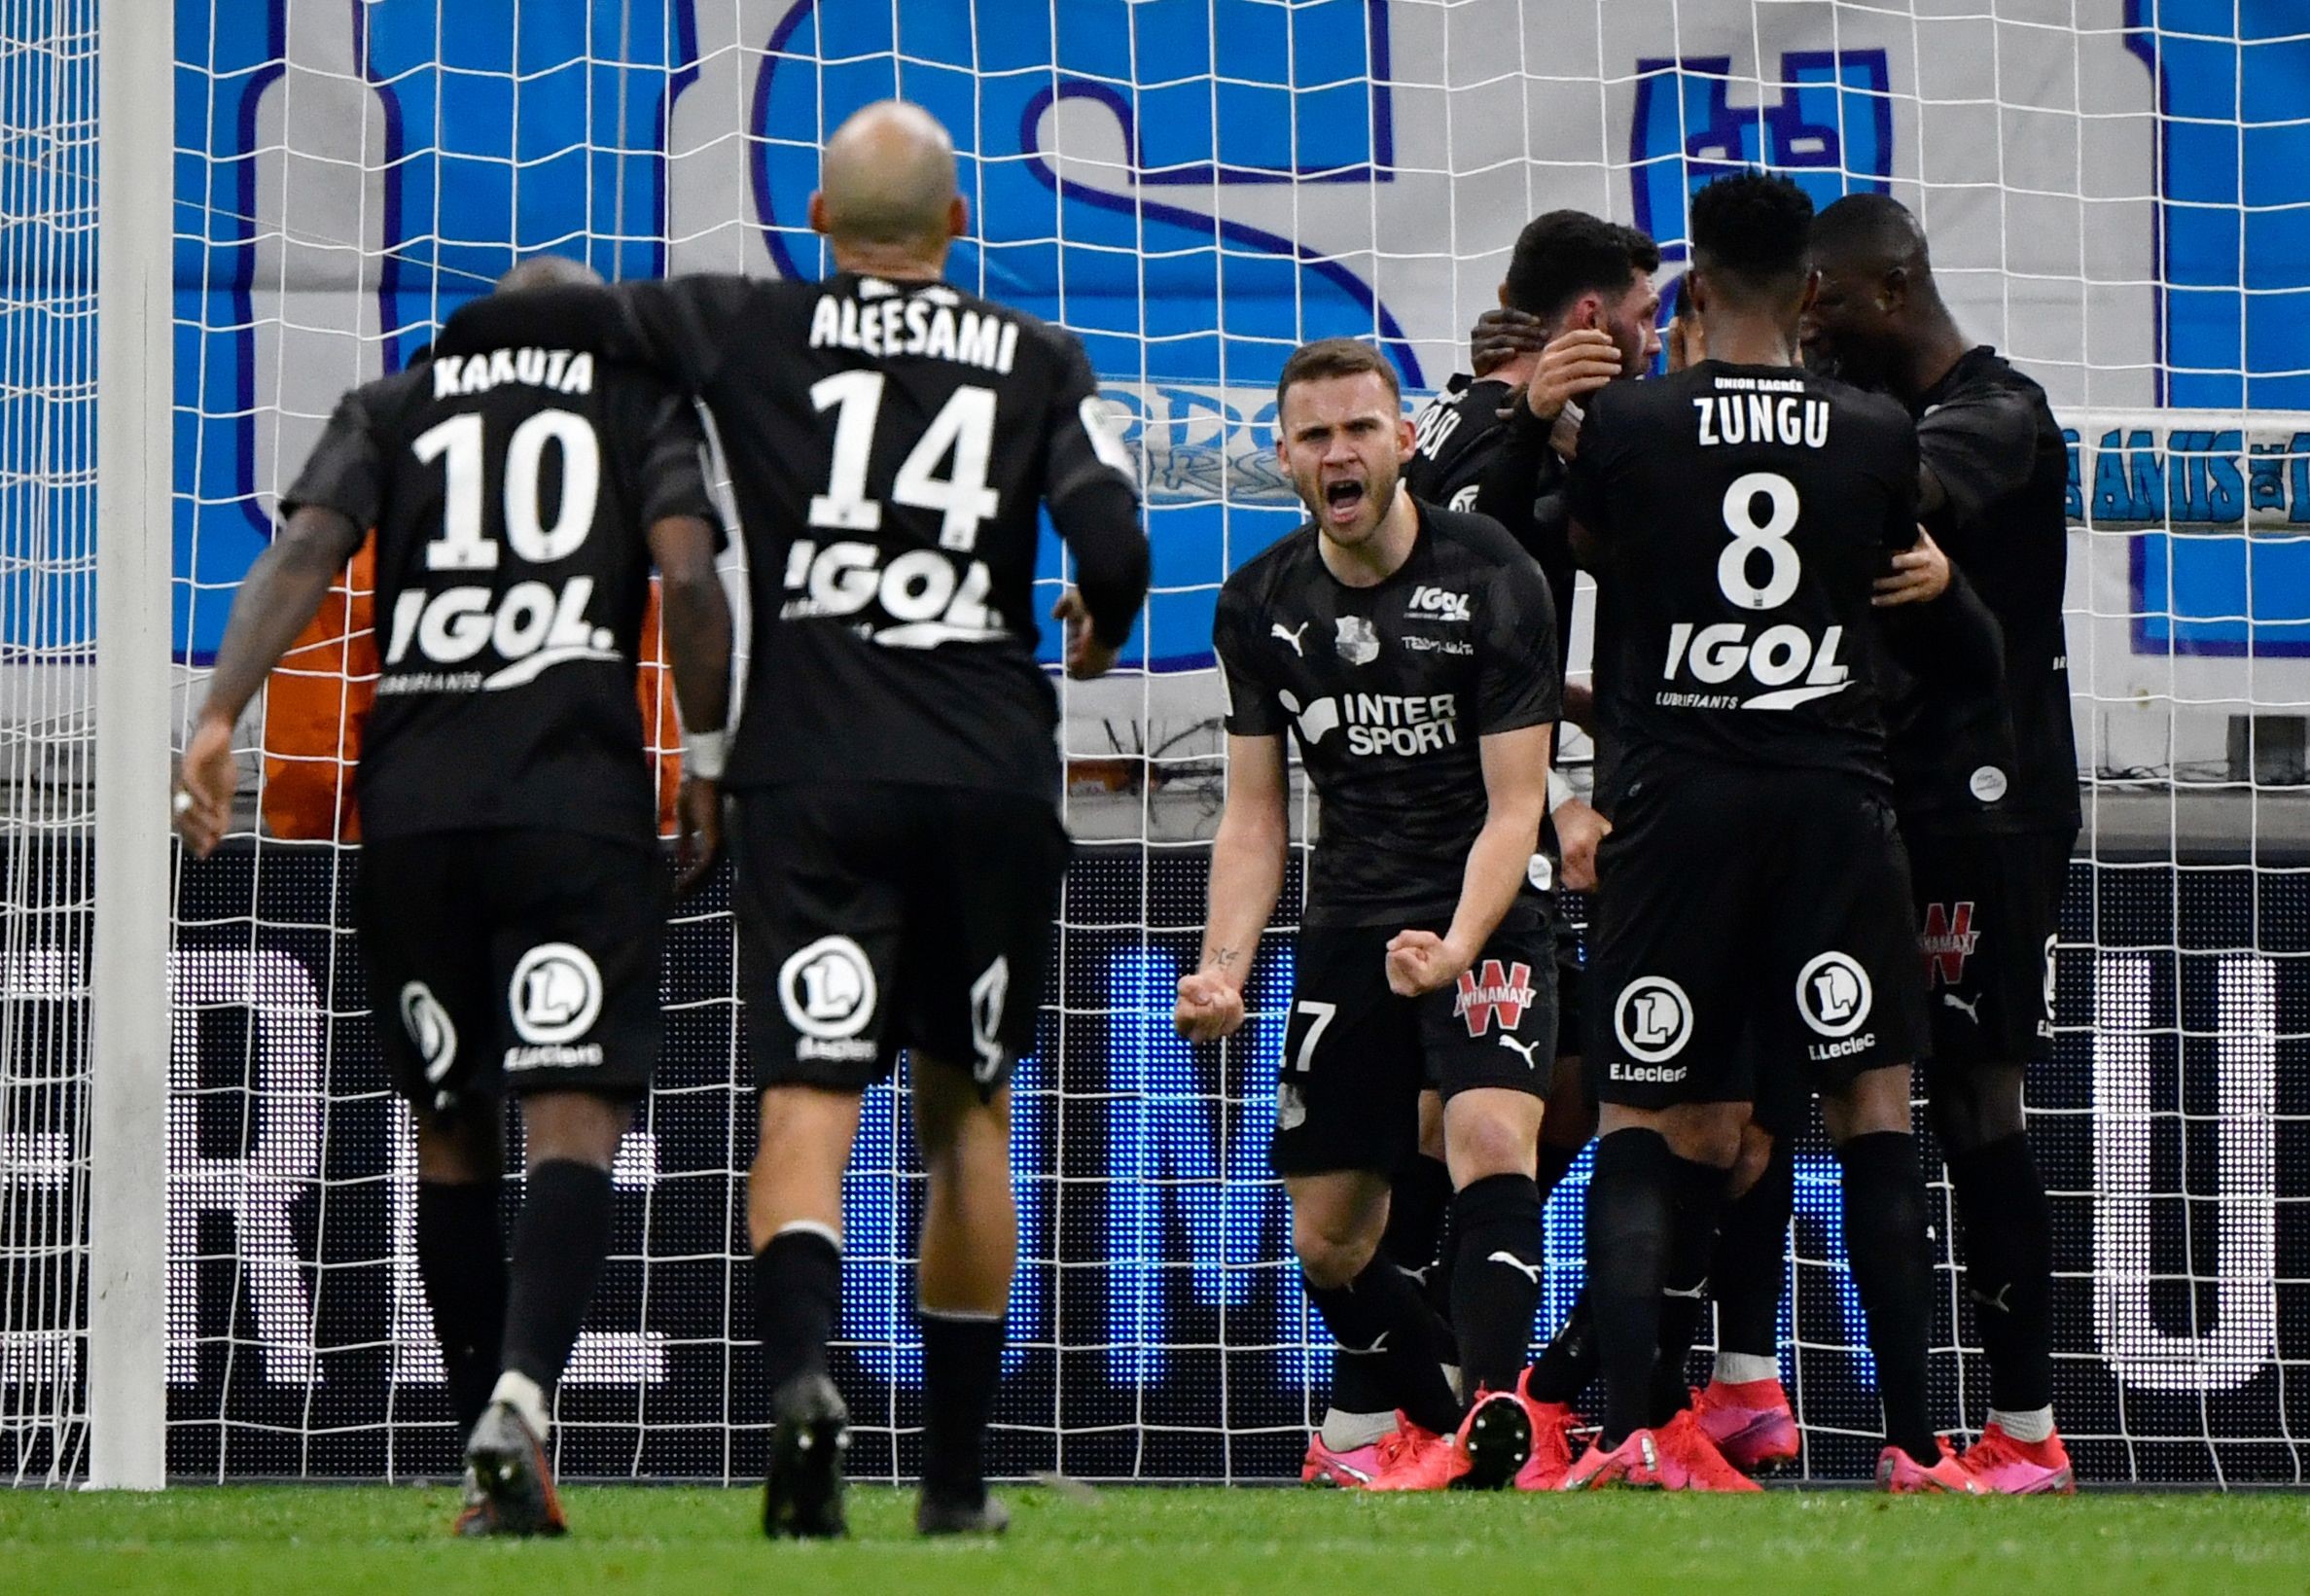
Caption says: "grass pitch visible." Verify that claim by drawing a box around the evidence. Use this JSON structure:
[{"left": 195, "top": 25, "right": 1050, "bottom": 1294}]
[{"left": 3, "top": 1483, "right": 2306, "bottom": 1595}]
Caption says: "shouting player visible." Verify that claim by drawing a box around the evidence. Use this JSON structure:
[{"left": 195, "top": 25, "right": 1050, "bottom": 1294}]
[
  {"left": 1560, "top": 173, "right": 1972, "bottom": 1493},
  {"left": 437, "top": 101, "right": 1150, "bottom": 1538},
  {"left": 174, "top": 256, "right": 734, "bottom": 1535},
  {"left": 1790, "top": 194, "right": 2079, "bottom": 1492},
  {"left": 1177, "top": 337, "right": 1562, "bottom": 1491},
  {"left": 1381, "top": 209, "right": 1657, "bottom": 1483}
]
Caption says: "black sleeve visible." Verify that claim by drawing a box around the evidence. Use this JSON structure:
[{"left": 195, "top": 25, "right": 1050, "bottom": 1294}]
[
  {"left": 1563, "top": 396, "right": 1617, "bottom": 553},
  {"left": 1881, "top": 412, "right": 1924, "bottom": 552},
  {"left": 1042, "top": 334, "right": 1150, "bottom": 647},
  {"left": 1211, "top": 578, "right": 1285, "bottom": 738},
  {"left": 278, "top": 381, "right": 391, "bottom": 529},
  {"left": 434, "top": 276, "right": 753, "bottom": 394},
  {"left": 1475, "top": 543, "right": 1563, "bottom": 735},
  {"left": 1917, "top": 385, "right": 2040, "bottom": 526},
  {"left": 1878, "top": 560, "right": 2005, "bottom": 694},
  {"left": 625, "top": 378, "right": 723, "bottom": 539}
]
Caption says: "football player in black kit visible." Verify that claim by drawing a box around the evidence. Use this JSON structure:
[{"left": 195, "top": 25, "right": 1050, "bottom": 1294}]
[
  {"left": 1559, "top": 172, "right": 1976, "bottom": 1493},
  {"left": 1176, "top": 337, "right": 1563, "bottom": 1491},
  {"left": 1698, "top": 193, "right": 2078, "bottom": 1494},
  {"left": 435, "top": 102, "right": 1151, "bottom": 1538},
  {"left": 173, "top": 256, "right": 735, "bottom": 1536},
  {"left": 1358, "top": 210, "right": 1654, "bottom": 1486}
]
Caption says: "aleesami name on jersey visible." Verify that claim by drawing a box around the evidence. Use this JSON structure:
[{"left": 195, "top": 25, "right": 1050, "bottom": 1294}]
[
  {"left": 278, "top": 346, "right": 717, "bottom": 842},
  {"left": 1212, "top": 502, "right": 1561, "bottom": 929},
  {"left": 1567, "top": 362, "right": 1919, "bottom": 798},
  {"left": 439, "top": 271, "right": 1145, "bottom": 803},
  {"left": 1902, "top": 346, "right": 2079, "bottom": 833}
]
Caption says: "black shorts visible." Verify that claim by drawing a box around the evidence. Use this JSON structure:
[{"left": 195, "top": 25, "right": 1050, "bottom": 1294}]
[
  {"left": 731, "top": 782, "right": 1068, "bottom": 1099},
  {"left": 1270, "top": 917, "right": 1557, "bottom": 1178},
  {"left": 1908, "top": 826, "right": 2073, "bottom": 1071},
  {"left": 1585, "top": 767, "right": 1929, "bottom": 1111},
  {"left": 359, "top": 830, "right": 665, "bottom": 1110}
]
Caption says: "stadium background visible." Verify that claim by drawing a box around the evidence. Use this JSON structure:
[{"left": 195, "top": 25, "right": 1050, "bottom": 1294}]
[{"left": 1, "top": 0, "right": 2305, "bottom": 1487}]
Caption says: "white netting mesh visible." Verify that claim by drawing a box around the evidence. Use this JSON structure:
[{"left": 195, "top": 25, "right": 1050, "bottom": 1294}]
[
  {"left": 0, "top": 0, "right": 2303, "bottom": 1485},
  {"left": 0, "top": 0, "right": 94, "bottom": 1486}
]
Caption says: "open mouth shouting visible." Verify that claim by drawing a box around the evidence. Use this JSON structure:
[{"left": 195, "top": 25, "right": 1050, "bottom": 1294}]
[{"left": 1321, "top": 475, "right": 1368, "bottom": 527}]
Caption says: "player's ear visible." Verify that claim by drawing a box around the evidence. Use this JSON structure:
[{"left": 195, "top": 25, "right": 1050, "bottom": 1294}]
[
  {"left": 807, "top": 191, "right": 830, "bottom": 236},
  {"left": 1571, "top": 292, "right": 1603, "bottom": 331},
  {"left": 1799, "top": 270, "right": 1822, "bottom": 316},
  {"left": 946, "top": 194, "right": 969, "bottom": 241},
  {"left": 1394, "top": 409, "right": 1417, "bottom": 461},
  {"left": 1496, "top": 278, "right": 1511, "bottom": 308},
  {"left": 1881, "top": 265, "right": 1908, "bottom": 315}
]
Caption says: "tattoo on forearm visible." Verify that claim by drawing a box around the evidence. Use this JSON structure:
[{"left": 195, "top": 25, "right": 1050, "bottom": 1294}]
[{"left": 1203, "top": 946, "right": 1240, "bottom": 974}]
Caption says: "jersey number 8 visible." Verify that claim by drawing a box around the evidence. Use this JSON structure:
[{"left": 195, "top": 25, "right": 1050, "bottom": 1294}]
[
  {"left": 410, "top": 408, "right": 600, "bottom": 571},
  {"left": 1717, "top": 471, "right": 1800, "bottom": 610}
]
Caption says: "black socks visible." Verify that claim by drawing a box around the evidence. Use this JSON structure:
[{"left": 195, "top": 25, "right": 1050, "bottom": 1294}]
[
  {"left": 1303, "top": 1254, "right": 1463, "bottom": 1436},
  {"left": 1948, "top": 1133, "right": 2054, "bottom": 1414},
  {"left": 754, "top": 1224, "right": 843, "bottom": 1394},
  {"left": 1448, "top": 1173, "right": 1545, "bottom": 1397},
  {"left": 499, "top": 1160, "right": 617, "bottom": 1392},
  {"left": 415, "top": 1178, "right": 506, "bottom": 1436},
  {"left": 1839, "top": 1131, "right": 1939, "bottom": 1464}
]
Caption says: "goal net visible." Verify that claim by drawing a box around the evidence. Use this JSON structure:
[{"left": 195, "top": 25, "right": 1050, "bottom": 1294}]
[{"left": 3, "top": 0, "right": 2305, "bottom": 1487}]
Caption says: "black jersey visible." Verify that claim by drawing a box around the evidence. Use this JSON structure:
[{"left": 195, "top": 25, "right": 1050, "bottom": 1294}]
[
  {"left": 1567, "top": 361, "right": 1917, "bottom": 799},
  {"left": 1213, "top": 502, "right": 1562, "bottom": 929},
  {"left": 1404, "top": 374, "right": 1577, "bottom": 677},
  {"left": 1905, "top": 347, "right": 2079, "bottom": 833},
  {"left": 279, "top": 350, "right": 717, "bottom": 844},
  {"left": 439, "top": 271, "right": 1148, "bottom": 802}
]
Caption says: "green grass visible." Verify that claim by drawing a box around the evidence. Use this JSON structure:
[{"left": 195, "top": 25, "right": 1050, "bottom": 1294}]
[{"left": 3, "top": 1484, "right": 2307, "bottom": 1595}]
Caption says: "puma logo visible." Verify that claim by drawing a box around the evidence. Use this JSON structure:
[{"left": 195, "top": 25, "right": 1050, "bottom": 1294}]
[
  {"left": 1271, "top": 621, "right": 1310, "bottom": 656},
  {"left": 1497, "top": 1034, "right": 1543, "bottom": 1069},
  {"left": 1340, "top": 1330, "right": 1390, "bottom": 1356},
  {"left": 1942, "top": 992, "right": 1984, "bottom": 1024},
  {"left": 1969, "top": 1282, "right": 2015, "bottom": 1316},
  {"left": 1487, "top": 1251, "right": 1545, "bottom": 1286},
  {"left": 1662, "top": 1278, "right": 1710, "bottom": 1301}
]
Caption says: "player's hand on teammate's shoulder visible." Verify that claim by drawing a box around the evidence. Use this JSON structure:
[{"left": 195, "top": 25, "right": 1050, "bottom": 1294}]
[
  {"left": 1051, "top": 588, "right": 1120, "bottom": 681},
  {"left": 1468, "top": 306, "right": 1548, "bottom": 376},
  {"left": 1174, "top": 967, "right": 1247, "bottom": 1042},
  {"left": 1552, "top": 797, "right": 1612, "bottom": 894},
  {"left": 1382, "top": 929, "right": 1474, "bottom": 999},
  {"left": 1873, "top": 526, "right": 1952, "bottom": 608},
  {"left": 172, "top": 712, "right": 236, "bottom": 860},
  {"left": 673, "top": 775, "right": 722, "bottom": 898}
]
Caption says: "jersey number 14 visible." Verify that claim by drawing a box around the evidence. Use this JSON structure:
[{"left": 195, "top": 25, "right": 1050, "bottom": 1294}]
[{"left": 807, "top": 372, "right": 1001, "bottom": 552}]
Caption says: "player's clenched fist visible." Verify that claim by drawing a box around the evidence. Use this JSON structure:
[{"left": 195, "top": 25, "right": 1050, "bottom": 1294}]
[
  {"left": 1383, "top": 929, "right": 1473, "bottom": 999},
  {"left": 1174, "top": 969, "right": 1247, "bottom": 1042}
]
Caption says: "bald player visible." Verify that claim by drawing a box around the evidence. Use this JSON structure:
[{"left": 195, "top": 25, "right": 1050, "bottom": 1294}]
[
  {"left": 437, "top": 102, "right": 1153, "bottom": 1537},
  {"left": 1784, "top": 194, "right": 2078, "bottom": 1492}
]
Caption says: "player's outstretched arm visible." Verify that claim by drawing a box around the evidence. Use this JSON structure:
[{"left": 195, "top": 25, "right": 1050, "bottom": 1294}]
[
  {"left": 1046, "top": 341, "right": 1151, "bottom": 678},
  {"left": 174, "top": 503, "right": 364, "bottom": 857},
  {"left": 1386, "top": 723, "right": 1551, "bottom": 998},
  {"left": 1176, "top": 733, "right": 1289, "bottom": 1042},
  {"left": 647, "top": 513, "right": 733, "bottom": 896}
]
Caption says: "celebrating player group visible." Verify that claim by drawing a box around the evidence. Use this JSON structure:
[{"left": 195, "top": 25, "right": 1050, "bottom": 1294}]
[{"left": 172, "top": 93, "right": 2076, "bottom": 1539}]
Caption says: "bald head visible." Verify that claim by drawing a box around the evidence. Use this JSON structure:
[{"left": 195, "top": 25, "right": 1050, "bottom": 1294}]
[
  {"left": 496, "top": 254, "right": 603, "bottom": 295},
  {"left": 1801, "top": 194, "right": 1958, "bottom": 396},
  {"left": 1810, "top": 193, "right": 1932, "bottom": 278},
  {"left": 814, "top": 100, "right": 963, "bottom": 259}
]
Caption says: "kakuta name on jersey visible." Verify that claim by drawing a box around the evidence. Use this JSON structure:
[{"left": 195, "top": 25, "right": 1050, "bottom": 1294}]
[
  {"left": 808, "top": 288, "right": 1020, "bottom": 374},
  {"left": 430, "top": 347, "right": 595, "bottom": 399}
]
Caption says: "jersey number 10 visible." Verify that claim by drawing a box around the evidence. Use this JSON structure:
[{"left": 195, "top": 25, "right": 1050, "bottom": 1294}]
[
  {"left": 807, "top": 372, "right": 1002, "bottom": 552},
  {"left": 410, "top": 408, "right": 601, "bottom": 571}
]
